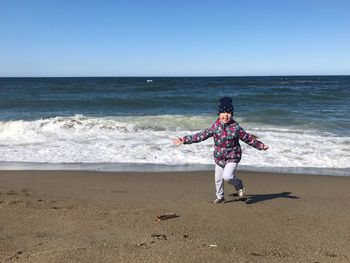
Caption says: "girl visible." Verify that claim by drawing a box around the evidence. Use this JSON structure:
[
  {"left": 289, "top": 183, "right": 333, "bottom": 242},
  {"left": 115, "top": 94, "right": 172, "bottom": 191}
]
[{"left": 174, "top": 97, "right": 269, "bottom": 203}]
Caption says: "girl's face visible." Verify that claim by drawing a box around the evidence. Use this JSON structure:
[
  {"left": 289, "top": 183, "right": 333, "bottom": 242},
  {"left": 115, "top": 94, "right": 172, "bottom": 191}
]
[{"left": 219, "top": 112, "right": 232, "bottom": 124}]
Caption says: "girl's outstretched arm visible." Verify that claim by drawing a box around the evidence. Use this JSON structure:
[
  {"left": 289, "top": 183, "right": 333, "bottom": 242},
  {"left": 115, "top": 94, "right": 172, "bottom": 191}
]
[
  {"left": 174, "top": 126, "right": 214, "bottom": 145},
  {"left": 238, "top": 126, "right": 269, "bottom": 150}
]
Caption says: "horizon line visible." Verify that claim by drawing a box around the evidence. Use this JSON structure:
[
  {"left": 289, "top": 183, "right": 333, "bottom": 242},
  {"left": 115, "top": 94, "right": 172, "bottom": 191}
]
[{"left": 1, "top": 74, "right": 349, "bottom": 78}]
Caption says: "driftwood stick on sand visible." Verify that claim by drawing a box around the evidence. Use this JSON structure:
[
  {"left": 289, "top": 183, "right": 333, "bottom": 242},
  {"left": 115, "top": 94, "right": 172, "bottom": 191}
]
[{"left": 155, "top": 213, "right": 179, "bottom": 222}]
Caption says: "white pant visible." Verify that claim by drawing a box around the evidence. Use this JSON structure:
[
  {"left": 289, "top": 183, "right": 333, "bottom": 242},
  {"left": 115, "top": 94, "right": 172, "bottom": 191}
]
[{"left": 215, "top": 162, "right": 243, "bottom": 199}]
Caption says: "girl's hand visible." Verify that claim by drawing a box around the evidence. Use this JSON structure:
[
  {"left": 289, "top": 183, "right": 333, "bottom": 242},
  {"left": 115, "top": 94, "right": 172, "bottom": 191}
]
[
  {"left": 261, "top": 144, "right": 269, "bottom": 150},
  {"left": 173, "top": 138, "right": 184, "bottom": 145}
]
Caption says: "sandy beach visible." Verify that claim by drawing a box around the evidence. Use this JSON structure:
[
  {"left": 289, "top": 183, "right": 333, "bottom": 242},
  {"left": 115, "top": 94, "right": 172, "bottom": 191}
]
[{"left": 0, "top": 170, "right": 350, "bottom": 262}]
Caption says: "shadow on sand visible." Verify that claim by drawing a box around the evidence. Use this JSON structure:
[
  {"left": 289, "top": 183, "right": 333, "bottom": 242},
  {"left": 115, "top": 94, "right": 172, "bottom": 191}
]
[{"left": 226, "top": 192, "right": 300, "bottom": 204}]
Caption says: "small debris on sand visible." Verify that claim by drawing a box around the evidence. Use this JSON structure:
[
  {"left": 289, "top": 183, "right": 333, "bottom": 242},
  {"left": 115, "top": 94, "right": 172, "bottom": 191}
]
[{"left": 151, "top": 234, "right": 167, "bottom": 240}]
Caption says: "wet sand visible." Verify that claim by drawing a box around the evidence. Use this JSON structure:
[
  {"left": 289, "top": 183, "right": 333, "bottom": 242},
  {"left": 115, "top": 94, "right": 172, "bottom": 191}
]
[{"left": 1, "top": 170, "right": 350, "bottom": 262}]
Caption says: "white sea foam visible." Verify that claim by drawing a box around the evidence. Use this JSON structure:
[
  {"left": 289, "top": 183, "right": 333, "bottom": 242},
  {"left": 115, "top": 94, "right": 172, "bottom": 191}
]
[{"left": 0, "top": 115, "right": 349, "bottom": 175}]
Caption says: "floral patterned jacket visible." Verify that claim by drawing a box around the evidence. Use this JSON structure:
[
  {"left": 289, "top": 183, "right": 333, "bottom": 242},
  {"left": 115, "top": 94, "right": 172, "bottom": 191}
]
[{"left": 182, "top": 118, "right": 266, "bottom": 167}]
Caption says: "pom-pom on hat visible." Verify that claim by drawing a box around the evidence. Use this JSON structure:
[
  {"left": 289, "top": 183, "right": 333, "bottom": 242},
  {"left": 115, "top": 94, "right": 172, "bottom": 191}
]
[{"left": 218, "top": 97, "right": 234, "bottom": 114}]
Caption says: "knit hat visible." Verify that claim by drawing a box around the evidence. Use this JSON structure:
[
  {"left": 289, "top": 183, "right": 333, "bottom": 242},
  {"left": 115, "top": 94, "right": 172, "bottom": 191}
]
[{"left": 218, "top": 97, "right": 234, "bottom": 114}]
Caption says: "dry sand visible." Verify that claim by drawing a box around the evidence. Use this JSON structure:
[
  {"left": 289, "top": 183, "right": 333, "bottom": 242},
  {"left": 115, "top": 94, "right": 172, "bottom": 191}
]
[{"left": 0, "top": 170, "right": 350, "bottom": 262}]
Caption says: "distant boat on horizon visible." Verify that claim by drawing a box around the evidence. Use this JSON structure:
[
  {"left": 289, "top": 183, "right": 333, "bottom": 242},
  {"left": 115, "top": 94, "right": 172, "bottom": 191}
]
[{"left": 146, "top": 79, "right": 153, "bottom": 83}]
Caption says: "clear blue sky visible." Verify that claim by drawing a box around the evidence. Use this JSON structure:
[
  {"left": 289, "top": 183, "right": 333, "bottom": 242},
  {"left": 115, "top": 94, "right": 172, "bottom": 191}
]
[{"left": 1, "top": 0, "right": 349, "bottom": 77}]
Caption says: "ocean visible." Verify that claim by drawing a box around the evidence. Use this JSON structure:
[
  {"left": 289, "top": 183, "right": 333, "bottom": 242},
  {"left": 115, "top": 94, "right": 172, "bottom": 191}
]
[{"left": 0, "top": 76, "right": 349, "bottom": 176}]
